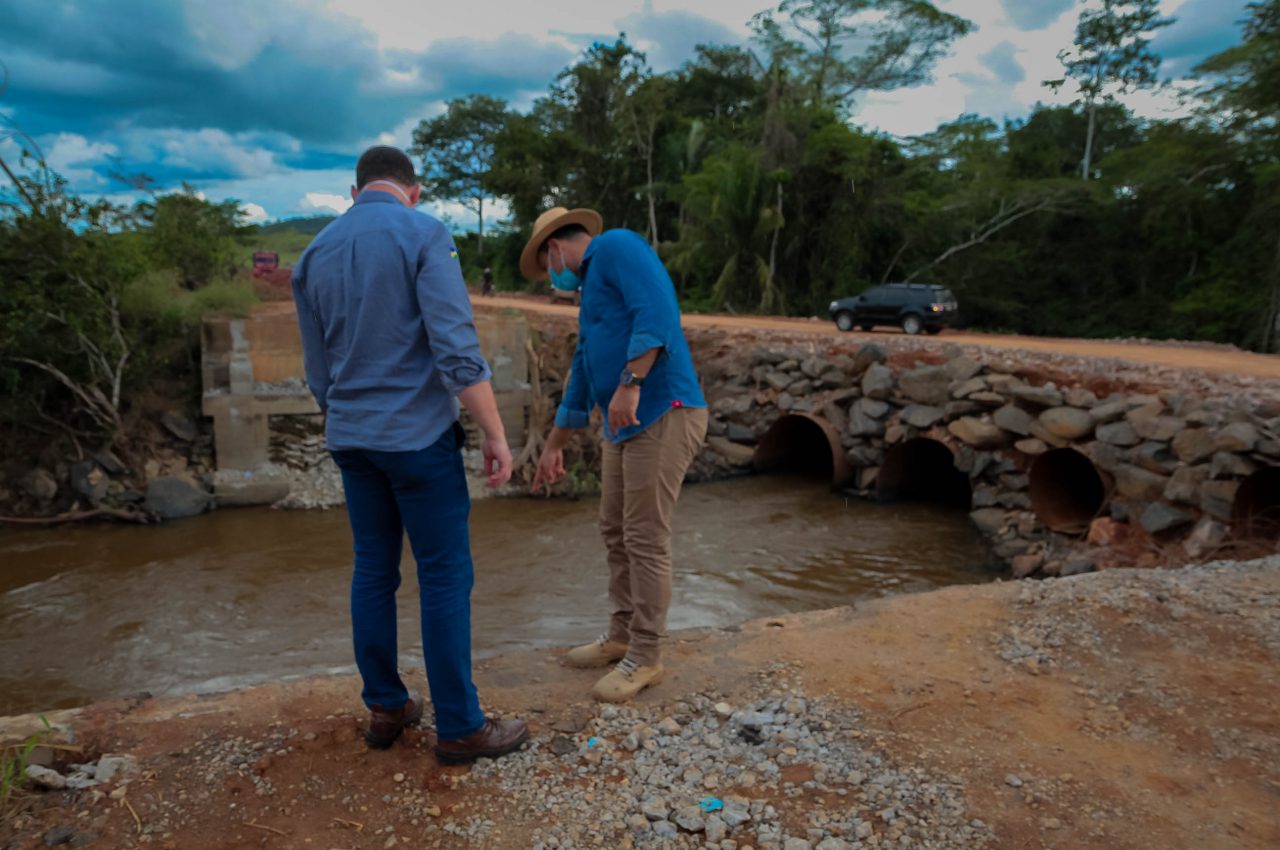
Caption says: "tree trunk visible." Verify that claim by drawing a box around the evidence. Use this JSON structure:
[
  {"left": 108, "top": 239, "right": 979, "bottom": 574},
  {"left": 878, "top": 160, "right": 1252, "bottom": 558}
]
[
  {"left": 1081, "top": 98, "right": 1097, "bottom": 181},
  {"left": 1264, "top": 227, "right": 1280, "bottom": 353},
  {"left": 645, "top": 120, "right": 659, "bottom": 249},
  {"left": 477, "top": 195, "right": 485, "bottom": 258}
]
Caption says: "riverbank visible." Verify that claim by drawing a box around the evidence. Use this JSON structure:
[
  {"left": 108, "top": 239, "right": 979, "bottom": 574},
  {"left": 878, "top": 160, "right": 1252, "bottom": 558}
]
[{"left": 3, "top": 556, "right": 1276, "bottom": 850}]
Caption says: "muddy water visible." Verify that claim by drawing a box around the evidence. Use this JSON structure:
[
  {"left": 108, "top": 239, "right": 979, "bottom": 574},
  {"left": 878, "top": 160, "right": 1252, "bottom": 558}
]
[{"left": 0, "top": 477, "right": 996, "bottom": 716}]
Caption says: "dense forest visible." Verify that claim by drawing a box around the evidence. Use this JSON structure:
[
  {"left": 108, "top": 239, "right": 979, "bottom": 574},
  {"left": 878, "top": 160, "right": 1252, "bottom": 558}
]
[
  {"left": 416, "top": 0, "right": 1280, "bottom": 350},
  {"left": 0, "top": 0, "right": 1277, "bottom": 451}
]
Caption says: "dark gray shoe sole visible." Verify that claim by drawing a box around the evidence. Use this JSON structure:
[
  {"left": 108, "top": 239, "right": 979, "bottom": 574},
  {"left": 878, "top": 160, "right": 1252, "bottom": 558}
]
[{"left": 433, "top": 726, "right": 530, "bottom": 764}]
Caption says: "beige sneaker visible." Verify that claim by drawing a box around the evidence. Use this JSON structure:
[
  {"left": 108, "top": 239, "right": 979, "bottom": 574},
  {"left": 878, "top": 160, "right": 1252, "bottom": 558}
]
[
  {"left": 591, "top": 658, "right": 664, "bottom": 703},
  {"left": 564, "top": 634, "right": 629, "bottom": 669}
]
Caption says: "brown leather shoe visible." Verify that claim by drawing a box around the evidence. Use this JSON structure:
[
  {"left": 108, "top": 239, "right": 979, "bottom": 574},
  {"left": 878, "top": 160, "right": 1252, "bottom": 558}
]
[
  {"left": 434, "top": 718, "right": 529, "bottom": 764},
  {"left": 365, "top": 690, "right": 424, "bottom": 749}
]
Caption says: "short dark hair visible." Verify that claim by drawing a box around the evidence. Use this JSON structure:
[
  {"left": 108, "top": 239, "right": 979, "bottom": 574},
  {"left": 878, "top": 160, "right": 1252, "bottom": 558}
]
[
  {"left": 548, "top": 223, "right": 589, "bottom": 242},
  {"left": 355, "top": 146, "right": 416, "bottom": 189}
]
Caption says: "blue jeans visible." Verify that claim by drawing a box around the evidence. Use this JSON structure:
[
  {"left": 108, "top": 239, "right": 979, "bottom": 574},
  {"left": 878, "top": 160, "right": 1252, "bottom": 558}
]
[{"left": 330, "top": 423, "right": 485, "bottom": 740}]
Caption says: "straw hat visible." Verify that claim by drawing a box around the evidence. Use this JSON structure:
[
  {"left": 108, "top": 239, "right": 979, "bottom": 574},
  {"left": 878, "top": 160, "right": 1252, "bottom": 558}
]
[{"left": 519, "top": 206, "right": 603, "bottom": 281}]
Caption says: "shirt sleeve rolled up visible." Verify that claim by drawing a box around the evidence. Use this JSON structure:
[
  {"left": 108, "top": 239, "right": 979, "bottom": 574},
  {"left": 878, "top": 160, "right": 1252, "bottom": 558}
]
[{"left": 415, "top": 224, "right": 493, "bottom": 394}]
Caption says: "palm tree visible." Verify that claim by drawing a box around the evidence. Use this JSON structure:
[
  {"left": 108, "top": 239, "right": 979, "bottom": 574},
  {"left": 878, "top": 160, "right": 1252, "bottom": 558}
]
[{"left": 669, "top": 146, "right": 785, "bottom": 313}]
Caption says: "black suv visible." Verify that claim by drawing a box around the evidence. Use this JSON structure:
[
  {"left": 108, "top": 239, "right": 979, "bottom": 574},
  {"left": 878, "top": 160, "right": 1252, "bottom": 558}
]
[{"left": 829, "top": 283, "right": 958, "bottom": 335}]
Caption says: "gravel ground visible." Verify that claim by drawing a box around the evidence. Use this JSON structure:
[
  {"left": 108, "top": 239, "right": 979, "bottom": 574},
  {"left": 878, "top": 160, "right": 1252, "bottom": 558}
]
[
  {"left": 996, "top": 555, "right": 1280, "bottom": 671},
  {"left": 461, "top": 666, "right": 990, "bottom": 850}
]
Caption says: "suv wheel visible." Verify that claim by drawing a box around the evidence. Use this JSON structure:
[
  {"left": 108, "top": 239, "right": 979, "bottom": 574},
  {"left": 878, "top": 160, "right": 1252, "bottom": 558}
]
[
  {"left": 901, "top": 313, "right": 923, "bottom": 335},
  {"left": 834, "top": 311, "right": 854, "bottom": 332}
]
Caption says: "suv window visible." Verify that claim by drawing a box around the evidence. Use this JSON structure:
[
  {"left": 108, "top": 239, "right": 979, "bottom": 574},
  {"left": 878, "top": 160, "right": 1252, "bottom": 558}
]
[{"left": 861, "top": 286, "right": 889, "bottom": 302}]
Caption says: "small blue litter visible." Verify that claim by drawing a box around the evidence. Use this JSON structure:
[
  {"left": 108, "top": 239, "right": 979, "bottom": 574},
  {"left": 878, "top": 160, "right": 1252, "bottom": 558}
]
[
  {"left": 587, "top": 737, "right": 599, "bottom": 747},
  {"left": 698, "top": 797, "right": 723, "bottom": 813}
]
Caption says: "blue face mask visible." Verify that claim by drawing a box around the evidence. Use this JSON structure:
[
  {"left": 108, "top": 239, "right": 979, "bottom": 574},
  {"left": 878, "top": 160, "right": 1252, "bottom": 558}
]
[{"left": 548, "top": 246, "right": 582, "bottom": 292}]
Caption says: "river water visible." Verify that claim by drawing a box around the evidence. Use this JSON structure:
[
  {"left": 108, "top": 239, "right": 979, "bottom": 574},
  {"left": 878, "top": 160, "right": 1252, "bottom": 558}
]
[{"left": 0, "top": 476, "right": 996, "bottom": 716}]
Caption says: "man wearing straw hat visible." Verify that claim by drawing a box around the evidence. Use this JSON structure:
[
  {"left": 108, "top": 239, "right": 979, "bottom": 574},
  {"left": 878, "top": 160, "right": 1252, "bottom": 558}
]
[{"left": 524, "top": 207, "right": 707, "bottom": 702}]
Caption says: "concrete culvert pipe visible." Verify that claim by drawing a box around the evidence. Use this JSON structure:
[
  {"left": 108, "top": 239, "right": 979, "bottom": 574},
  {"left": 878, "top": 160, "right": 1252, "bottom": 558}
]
[
  {"left": 753, "top": 413, "right": 852, "bottom": 487},
  {"left": 1232, "top": 467, "right": 1280, "bottom": 539},
  {"left": 877, "top": 438, "right": 971, "bottom": 509},
  {"left": 1029, "top": 448, "right": 1112, "bottom": 533}
]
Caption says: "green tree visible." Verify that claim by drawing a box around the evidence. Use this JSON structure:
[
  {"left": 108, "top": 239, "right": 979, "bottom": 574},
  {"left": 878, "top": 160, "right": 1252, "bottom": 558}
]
[
  {"left": 410, "top": 94, "right": 510, "bottom": 257},
  {"left": 135, "top": 187, "right": 252, "bottom": 288},
  {"left": 750, "top": 0, "right": 972, "bottom": 109},
  {"left": 670, "top": 146, "right": 785, "bottom": 312},
  {"left": 1045, "top": 0, "right": 1173, "bottom": 180},
  {"left": 1193, "top": 0, "right": 1280, "bottom": 350}
]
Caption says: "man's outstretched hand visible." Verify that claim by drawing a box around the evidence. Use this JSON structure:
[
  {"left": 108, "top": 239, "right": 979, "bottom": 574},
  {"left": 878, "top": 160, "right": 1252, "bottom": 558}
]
[
  {"left": 532, "top": 446, "right": 565, "bottom": 494},
  {"left": 483, "top": 434, "right": 513, "bottom": 487}
]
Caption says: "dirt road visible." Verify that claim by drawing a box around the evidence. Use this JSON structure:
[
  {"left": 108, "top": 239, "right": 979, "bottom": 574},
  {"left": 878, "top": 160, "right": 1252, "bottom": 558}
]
[
  {"left": 476, "top": 294, "right": 1280, "bottom": 380},
  {"left": 3, "top": 558, "right": 1275, "bottom": 850}
]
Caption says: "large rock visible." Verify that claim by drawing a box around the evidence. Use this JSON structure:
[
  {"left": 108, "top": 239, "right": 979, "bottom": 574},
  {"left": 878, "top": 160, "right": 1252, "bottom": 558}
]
[
  {"left": 213, "top": 475, "right": 292, "bottom": 508},
  {"left": 20, "top": 467, "right": 58, "bottom": 501},
  {"left": 861, "top": 363, "right": 894, "bottom": 400},
  {"left": 714, "top": 395, "right": 753, "bottom": 418},
  {"left": 1065, "top": 387, "right": 1099, "bottom": 408},
  {"left": 850, "top": 344, "right": 888, "bottom": 377},
  {"left": 1010, "top": 385, "right": 1064, "bottom": 408},
  {"left": 1082, "top": 440, "right": 1127, "bottom": 472},
  {"left": 1170, "top": 428, "right": 1217, "bottom": 463},
  {"left": 144, "top": 476, "right": 211, "bottom": 520},
  {"left": 848, "top": 408, "right": 885, "bottom": 437},
  {"left": 787, "top": 379, "right": 813, "bottom": 395},
  {"left": 993, "top": 404, "right": 1035, "bottom": 436},
  {"left": 1200, "top": 479, "right": 1239, "bottom": 520},
  {"left": 1126, "top": 409, "right": 1185, "bottom": 442},
  {"left": 949, "top": 417, "right": 1006, "bottom": 448},
  {"left": 1210, "top": 451, "right": 1258, "bottom": 479},
  {"left": 1096, "top": 421, "right": 1140, "bottom": 447},
  {"left": 1015, "top": 438, "right": 1049, "bottom": 455},
  {"left": 899, "top": 365, "right": 951, "bottom": 406},
  {"left": 950, "top": 377, "right": 987, "bottom": 399},
  {"left": 1164, "top": 464, "right": 1209, "bottom": 505},
  {"left": 1216, "top": 422, "right": 1259, "bottom": 452},
  {"left": 967, "top": 506, "right": 1008, "bottom": 535},
  {"left": 944, "top": 355, "right": 983, "bottom": 382},
  {"left": 70, "top": 460, "right": 109, "bottom": 504},
  {"left": 1132, "top": 441, "right": 1179, "bottom": 475},
  {"left": 800, "top": 356, "right": 826, "bottom": 379},
  {"left": 853, "top": 398, "right": 890, "bottom": 419},
  {"left": 1183, "top": 517, "right": 1228, "bottom": 559},
  {"left": 821, "top": 399, "right": 848, "bottom": 433},
  {"left": 1140, "top": 502, "right": 1195, "bottom": 534},
  {"left": 1089, "top": 397, "right": 1132, "bottom": 423},
  {"left": 1114, "top": 464, "right": 1170, "bottom": 501},
  {"left": 764, "top": 371, "right": 793, "bottom": 392},
  {"left": 901, "top": 404, "right": 945, "bottom": 428},
  {"left": 1039, "top": 407, "right": 1094, "bottom": 441},
  {"left": 160, "top": 410, "right": 199, "bottom": 442},
  {"left": 969, "top": 391, "right": 1007, "bottom": 407},
  {"left": 727, "top": 423, "right": 756, "bottom": 444}
]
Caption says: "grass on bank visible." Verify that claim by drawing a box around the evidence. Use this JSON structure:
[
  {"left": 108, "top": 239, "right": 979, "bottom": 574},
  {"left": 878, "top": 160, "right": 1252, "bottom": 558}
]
[{"left": 0, "top": 716, "right": 53, "bottom": 823}]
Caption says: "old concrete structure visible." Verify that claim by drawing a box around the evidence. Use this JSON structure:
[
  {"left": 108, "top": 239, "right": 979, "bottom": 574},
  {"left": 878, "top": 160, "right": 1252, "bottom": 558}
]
[{"left": 201, "top": 303, "right": 530, "bottom": 503}]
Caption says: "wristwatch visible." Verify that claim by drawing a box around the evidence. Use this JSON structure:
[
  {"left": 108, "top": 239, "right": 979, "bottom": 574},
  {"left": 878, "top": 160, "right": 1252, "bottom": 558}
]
[{"left": 620, "top": 368, "right": 646, "bottom": 387}]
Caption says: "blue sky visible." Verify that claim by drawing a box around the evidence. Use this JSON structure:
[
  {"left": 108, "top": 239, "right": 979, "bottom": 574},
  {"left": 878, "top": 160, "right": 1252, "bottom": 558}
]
[{"left": 0, "top": 0, "right": 1249, "bottom": 224}]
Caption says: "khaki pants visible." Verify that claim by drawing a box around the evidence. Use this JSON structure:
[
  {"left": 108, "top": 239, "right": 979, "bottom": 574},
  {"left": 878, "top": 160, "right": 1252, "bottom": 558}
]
[{"left": 600, "top": 407, "right": 708, "bottom": 666}]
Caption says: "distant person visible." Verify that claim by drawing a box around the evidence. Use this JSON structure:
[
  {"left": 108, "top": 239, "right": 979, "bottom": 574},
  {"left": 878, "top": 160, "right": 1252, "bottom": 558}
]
[
  {"left": 291, "top": 145, "right": 527, "bottom": 762},
  {"left": 481, "top": 266, "right": 494, "bottom": 296},
  {"left": 524, "top": 207, "right": 707, "bottom": 702}
]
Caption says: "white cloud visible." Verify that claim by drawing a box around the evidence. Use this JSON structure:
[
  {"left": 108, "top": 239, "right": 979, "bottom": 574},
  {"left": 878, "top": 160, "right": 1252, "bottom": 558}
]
[
  {"left": 42, "top": 133, "right": 118, "bottom": 186},
  {"left": 240, "top": 202, "right": 269, "bottom": 222},
  {"left": 300, "top": 192, "right": 353, "bottom": 215}
]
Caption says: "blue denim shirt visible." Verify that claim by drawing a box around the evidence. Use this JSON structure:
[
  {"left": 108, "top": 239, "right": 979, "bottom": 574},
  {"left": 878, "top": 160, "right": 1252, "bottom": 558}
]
[
  {"left": 291, "top": 190, "right": 492, "bottom": 452},
  {"left": 555, "top": 229, "right": 706, "bottom": 443}
]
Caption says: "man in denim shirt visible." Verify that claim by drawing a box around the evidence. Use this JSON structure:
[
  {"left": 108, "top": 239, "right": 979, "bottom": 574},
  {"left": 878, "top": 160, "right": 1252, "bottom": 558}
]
[
  {"left": 292, "top": 146, "right": 526, "bottom": 761},
  {"left": 525, "top": 206, "right": 707, "bottom": 702}
]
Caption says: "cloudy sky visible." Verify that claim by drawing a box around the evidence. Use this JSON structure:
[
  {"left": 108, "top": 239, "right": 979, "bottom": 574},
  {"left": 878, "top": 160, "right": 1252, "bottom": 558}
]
[{"left": 0, "top": 0, "right": 1248, "bottom": 225}]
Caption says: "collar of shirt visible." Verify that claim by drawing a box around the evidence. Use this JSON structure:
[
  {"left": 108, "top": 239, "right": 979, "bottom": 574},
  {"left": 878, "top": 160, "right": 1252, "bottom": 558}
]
[{"left": 354, "top": 189, "right": 404, "bottom": 207}]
